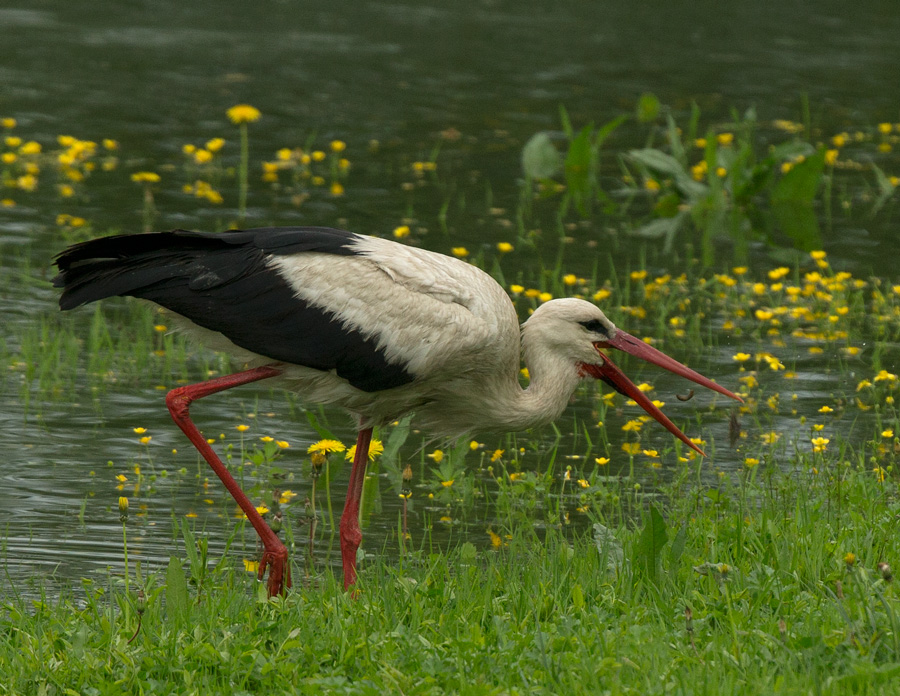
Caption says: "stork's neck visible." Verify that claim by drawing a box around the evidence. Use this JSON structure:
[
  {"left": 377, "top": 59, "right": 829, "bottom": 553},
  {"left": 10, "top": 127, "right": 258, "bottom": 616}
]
[{"left": 484, "top": 347, "right": 584, "bottom": 433}]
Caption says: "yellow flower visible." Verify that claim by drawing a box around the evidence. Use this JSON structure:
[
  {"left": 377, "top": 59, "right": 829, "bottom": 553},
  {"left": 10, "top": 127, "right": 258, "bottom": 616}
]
[
  {"left": 630, "top": 270, "right": 647, "bottom": 281},
  {"left": 311, "top": 150, "right": 326, "bottom": 162},
  {"left": 275, "top": 440, "right": 290, "bottom": 449},
  {"left": 133, "top": 427, "right": 147, "bottom": 434},
  {"left": 487, "top": 529, "right": 502, "bottom": 548},
  {"left": 243, "top": 559, "right": 259, "bottom": 573},
  {"left": 510, "top": 284, "right": 524, "bottom": 294},
  {"left": 744, "top": 458, "right": 759, "bottom": 468},
  {"left": 595, "top": 457, "right": 610, "bottom": 466},
  {"left": 393, "top": 225, "right": 410, "bottom": 238},
  {"left": 621, "top": 442, "right": 641, "bottom": 456},
  {"left": 140, "top": 436, "right": 152, "bottom": 445},
  {"left": 843, "top": 552, "right": 856, "bottom": 566},
  {"left": 193, "top": 149, "right": 213, "bottom": 164},
  {"left": 452, "top": 247, "right": 469, "bottom": 258},
  {"left": 115, "top": 474, "right": 128, "bottom": 482},
  {"left": 308, "top": 439, "right": 345, "bottom": 454},
  {"left": 236, "top": 424, "right": 250, "bottom": 432},
  {"left": 825, "top": 149, "right": 838, "bottom": 166},
  {"left": 717, "top": 132, "right": 734, "bottom": 146},
  {"left": 811, "top": 437, "right": 830, "bottom": 453},
  {"left": 497, "top": 242, "right": 514, "bottom": 253},
  {"left": 563, "top": 274, "right": 578, "bottom": 286},
  {"left": 882, "top": 429, "right": 894, "bottom": 438},
  {"left": 577, "top": 479, "right": 590, "bottom": 488},
  {"left": 490, "top": 449, "right": 504, "bottom": 462},
  {"left": 538, "top": 292, "right": 553, "bottom": 302},
  {"left": 345, "top": 439, "right": 384, "bottom": 461},
  {"left": 130, "top": 171, "right": 160, "bottom": 183},
  {"left": 118, "top": 496, "right": 129, "bottom": 513},
  {"left": 642, "top": 449, "right": 659, "bottom": 458},
  {"left": 441, "top": 479, "right": 454, "bottom": 488},
  {"left": 593, "top": 288, "right": 611, "bottom": 302},
  {"left": 732, "top": 352, "right": 751, "bottom": 362},
  {"left": 878, "top": 122, "right": 893, "bottom": 134},
  {"left": 427, "top": 449, "right": 444, "bottom": 463},
  {"left": 810, "top": 250, "right": 827, "bottom": 261},
  {"left": 260, "top": 436, "right": 274, "bottom": 443},
  {"left": 509, "top": 472, "right": 524, "bottom": 482},
  {"left": 1, "top": 117, "right": 16, "bottom": 128},
  {"left": 330, "top": 182, "right": 344, "bottom": 196},
  {"left": 818, "top": 406, "right": 833, "bottom": 414},
  {"left": 226, "top": 104, "right": 261, "bottom": 124},
  {"left": 330, "top": 140, "right": 346, "bottom": 152}
]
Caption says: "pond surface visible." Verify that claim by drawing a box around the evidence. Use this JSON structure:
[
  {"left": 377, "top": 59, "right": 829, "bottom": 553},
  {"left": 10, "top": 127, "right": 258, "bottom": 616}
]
[{"left": 1, "top": 0, "right": 899, "bottom": 597}]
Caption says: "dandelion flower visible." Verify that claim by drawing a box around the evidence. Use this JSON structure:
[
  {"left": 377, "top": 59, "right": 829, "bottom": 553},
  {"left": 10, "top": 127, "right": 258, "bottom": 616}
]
[
  {"left": 226, "top": 104, "right": 261, "bottom": 124},
  {"left": 308, "top": 439, "right": 345, "bottom": 454},
  {"left": 345, "top": 439, "right": 384, "bottom": 461},
  {"left": 130, "top": 171, "right": 160, "bottom": 183}
]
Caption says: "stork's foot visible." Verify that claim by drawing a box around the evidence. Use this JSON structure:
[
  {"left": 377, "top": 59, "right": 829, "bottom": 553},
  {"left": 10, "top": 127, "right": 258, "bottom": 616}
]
[{"left": 259, "top": 543, "right": 291, "bottom": 597}]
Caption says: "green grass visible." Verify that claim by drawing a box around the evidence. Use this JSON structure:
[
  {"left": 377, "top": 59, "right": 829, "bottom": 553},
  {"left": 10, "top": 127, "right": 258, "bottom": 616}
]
[{"left": 3, "top": 453, "right": 900, "bottom": 695}]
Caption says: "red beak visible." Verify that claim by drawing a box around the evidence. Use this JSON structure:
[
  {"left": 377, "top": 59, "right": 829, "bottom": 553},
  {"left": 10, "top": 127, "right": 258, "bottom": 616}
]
[{"left": 582, "top": 330, "right": 743, "bottom": 457}]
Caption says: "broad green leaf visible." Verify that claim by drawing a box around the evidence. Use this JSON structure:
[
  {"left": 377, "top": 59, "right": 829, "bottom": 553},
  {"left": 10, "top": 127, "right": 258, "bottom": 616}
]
[
  {"left": 634, "top": 505, "right": 668, "bottom": 584},
  {"left": 771, "top": 147, "right": 826, "bottom": 204},
  {"left": 772, "top": 201, "right": 822, "bottom": 251},
  {"left": 165, "top": 555, "right": 188, "bottom": 624},
  {"left": 565, "top": 124, "right": 595, "bottom": 215},
  {"left": 521, "top": 132, "right": 562, "bottom": 180},
  {"left": 593, "top": 523, "right": 624, "bottom": 574},
  {"left": 668, "top": 525, "right": 687, "bottom": 567}
]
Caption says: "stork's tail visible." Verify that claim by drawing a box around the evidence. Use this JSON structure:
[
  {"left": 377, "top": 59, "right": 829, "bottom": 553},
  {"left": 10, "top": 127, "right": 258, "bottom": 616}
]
[{"left": 53, "top": 227, "right": 360, "bottom": 310}]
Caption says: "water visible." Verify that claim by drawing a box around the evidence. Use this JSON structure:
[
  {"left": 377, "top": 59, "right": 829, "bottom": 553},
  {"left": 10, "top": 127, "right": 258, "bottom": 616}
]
[{"left": 1, "top": 0, "right": 899, "bottom": 596}]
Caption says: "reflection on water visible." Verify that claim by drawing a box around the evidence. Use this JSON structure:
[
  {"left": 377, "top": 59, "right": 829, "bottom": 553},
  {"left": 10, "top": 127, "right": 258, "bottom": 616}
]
[{"left": 2, "top": 0, "right": 899, "bottom": 596}]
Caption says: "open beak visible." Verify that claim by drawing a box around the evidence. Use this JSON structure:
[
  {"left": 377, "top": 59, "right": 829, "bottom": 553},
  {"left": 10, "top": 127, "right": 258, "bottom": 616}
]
[{"left": 582, "top": 330, "right": 743, "bottom": 457}]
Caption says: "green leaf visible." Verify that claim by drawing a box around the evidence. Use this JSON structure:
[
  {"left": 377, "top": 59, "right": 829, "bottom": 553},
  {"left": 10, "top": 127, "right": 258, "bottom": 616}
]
[
  {"left": 771, "top": 147, "right": 826, "bottom": 204},
  {"left": 634, "top": 505, "right": 668, "bottom": 584},
  {"left": 571, "top": 583, "right": 585, "bottom": 611},
  {"left": 630, "top": 212, "right": 687, "bottom": 255},
  {"left": 382, "top": 414, "right": 411, "bottom": 466},
  {"left": 668, "top": 525, "right": 687, "bottom": 567},
  {"left": 772, "top": 201, "right": 822, "bottom": 251},
  {"left": 636, "top": 92, "right": 660, "bottom": 123},
  {"left": 521, "top": 132, "right": 562, "bottom": 180},
  {"left": 565, "top": 124, "right": 595, "bottom": 215},
  {"left": 595, "top": 114, "right": 626, "bottom": 149},
  {"left": 628, "top": 149, "right": 706, "bottom": 199},
  {"left": 870, "top": 162, "right": 896, "bottom": 217},
  {"left": 181, "top": 519, "right": 199, "bottom": 575},
  {"left": 165, "top": 556, "right": 188, "bottom": 624},
  {"left": 593, "top": 523, "right": 624, "bottom": 574}
]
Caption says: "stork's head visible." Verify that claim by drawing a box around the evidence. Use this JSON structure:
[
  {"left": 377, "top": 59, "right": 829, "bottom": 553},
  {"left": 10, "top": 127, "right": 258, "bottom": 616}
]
[{"left": 524, "top": 298, "right": 742, "bottom": 456}]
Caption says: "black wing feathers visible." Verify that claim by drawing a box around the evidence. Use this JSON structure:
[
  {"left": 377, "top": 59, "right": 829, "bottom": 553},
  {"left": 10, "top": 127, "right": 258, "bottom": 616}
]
[{"left": 54, "top": 227, "right": 414, "bottom": 392}]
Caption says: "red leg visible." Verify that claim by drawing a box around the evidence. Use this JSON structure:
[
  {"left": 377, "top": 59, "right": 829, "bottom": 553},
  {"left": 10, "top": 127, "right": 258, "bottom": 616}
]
[
  {"left": 339, "top": 428, "right": 372, "bottom": 590},
  {"left": 165, "top": 365, "right": 291, "bottom": 596}
]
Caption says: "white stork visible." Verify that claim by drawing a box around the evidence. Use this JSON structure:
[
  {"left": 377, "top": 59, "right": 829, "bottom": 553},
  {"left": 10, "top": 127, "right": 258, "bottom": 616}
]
[{"left": 55, "top": 226, "right": 741, "bottom": 595}]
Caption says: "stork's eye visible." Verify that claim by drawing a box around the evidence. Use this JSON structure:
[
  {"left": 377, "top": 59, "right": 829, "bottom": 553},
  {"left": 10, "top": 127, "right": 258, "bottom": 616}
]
[{"left": 579, "top": 319, "right": 608, "bottom": 338}]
